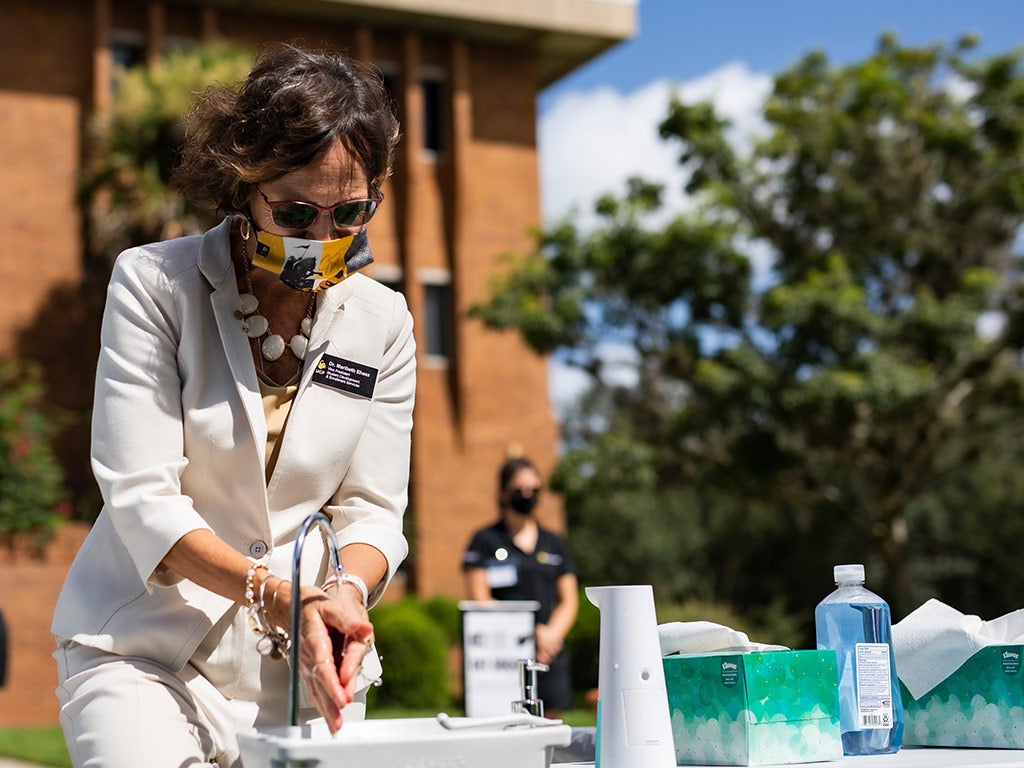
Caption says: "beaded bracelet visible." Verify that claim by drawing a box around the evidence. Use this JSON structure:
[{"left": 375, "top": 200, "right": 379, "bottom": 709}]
[
  {"left": 244, "top": 564, "right": 291, "bottom": 659},
  {"left": 244, "top": 563, "right": 268, "bottom": 607}
]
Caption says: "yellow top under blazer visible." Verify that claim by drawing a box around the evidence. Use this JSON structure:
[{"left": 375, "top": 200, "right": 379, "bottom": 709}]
[{"left": 52, "top": 216, "right": 415, "bottom": 672}]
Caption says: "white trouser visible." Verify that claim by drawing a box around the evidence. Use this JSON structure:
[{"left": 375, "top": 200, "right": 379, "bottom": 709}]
[{"left": 55, "top": 640, "right": 367, "bottom": 768}]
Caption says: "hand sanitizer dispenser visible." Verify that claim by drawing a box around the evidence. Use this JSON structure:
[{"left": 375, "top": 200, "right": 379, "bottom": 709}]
[{"left": 586, "top": 585, "right": 675, "bottom": 768}]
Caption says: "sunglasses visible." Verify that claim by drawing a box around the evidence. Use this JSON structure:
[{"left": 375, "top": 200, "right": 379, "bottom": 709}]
[{"left": 256, "top": 185, "right": 382, "bottom": 229}]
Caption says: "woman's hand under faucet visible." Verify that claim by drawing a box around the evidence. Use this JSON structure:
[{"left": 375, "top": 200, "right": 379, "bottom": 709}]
[{"left": 266, "top": 577, "right": 375, "bottom": 734}]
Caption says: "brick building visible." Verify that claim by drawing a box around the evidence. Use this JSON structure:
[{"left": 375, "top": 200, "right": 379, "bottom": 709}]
[{"left": 0, "top": 0, "right": 635, "bottom": 725}]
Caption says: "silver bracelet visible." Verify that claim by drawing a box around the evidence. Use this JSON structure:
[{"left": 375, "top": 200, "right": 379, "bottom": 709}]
[
  {"left": 244, "top": 565, "right": 290, "bottom": 660},
  {"left": 323, "top": 571, "right": 369, "bottom": 608},
  {"left": 340, "top": 572, "right": 369, "bottom": 608}
]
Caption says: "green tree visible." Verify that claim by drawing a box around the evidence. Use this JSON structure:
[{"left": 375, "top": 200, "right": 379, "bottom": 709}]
[
  {"left": 43, "top": 44, "right": 255, "bottom": 523},
  {"left": 0, "top": 361, "right": 67, "bottom": 549},
  {"left": 472, "top": 35, "right": 1024, "bottom": 623},
  {"left": 80, "top": 43, "right": 253, "bottom": 272}
]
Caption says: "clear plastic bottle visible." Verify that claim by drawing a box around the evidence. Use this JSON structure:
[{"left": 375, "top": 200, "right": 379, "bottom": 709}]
[{"left": 815, "top": 563, "right": 903, "bottom": 756}]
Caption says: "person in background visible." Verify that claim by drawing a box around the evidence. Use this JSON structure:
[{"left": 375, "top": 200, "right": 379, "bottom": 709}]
[
  {"left": 462, "top": 455, "right": 579, "bottom": 717},
  {"left": 50, "top": 44, "right": 415, "bottom": 768}
]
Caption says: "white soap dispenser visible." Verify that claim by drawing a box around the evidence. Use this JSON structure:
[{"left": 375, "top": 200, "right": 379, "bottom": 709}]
[{"left": 585, "top": 584, "right": 676, "bottom": 768}]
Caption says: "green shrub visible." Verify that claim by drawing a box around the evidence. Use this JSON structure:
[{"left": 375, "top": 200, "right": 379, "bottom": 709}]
[
  {"left": 566, "top": 588, "right": 601, "bottom": 699},
  {"left": 368, "top": 599, "right": 452, "bottom": 710},
  {"left": 0, "top": 360, "right": 67, "bottom": 550},
  {"left": 421, "top": 595, "right": 462, "bottom": 644},
  {"left": 656, "top": 597, "right": 803, "bottom": 649},
  {"left": 655, "top": 599, "right": 772, "bottom": 642}
]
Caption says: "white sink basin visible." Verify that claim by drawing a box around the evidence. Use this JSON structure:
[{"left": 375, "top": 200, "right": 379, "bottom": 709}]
[{"left": 237, "top": 713, "right": 572, "bottom": 768}]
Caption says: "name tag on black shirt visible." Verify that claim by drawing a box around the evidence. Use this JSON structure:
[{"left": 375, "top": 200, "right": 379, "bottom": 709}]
[{"left": 311, "top": 353, "right": 378, "bottom": 399}]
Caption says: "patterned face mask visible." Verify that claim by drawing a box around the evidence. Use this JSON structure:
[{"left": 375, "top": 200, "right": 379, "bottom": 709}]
[{"left": 252, "top": 228, "right": 374, "bottom": 292}]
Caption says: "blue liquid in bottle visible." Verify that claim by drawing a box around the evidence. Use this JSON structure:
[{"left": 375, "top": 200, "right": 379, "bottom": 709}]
[{"left": 815, "top": 564, "right": 903, "bottom": 756}]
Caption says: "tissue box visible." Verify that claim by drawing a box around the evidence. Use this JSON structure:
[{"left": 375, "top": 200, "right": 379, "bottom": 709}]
[
  {"left": 663, "top": 650, "right": 843, "bottom": 766},
  {"left": 899, "top": 644, "right": 1024, "bottom": 748}
]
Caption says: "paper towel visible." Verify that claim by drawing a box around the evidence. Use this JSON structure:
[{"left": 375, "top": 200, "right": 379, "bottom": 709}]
[
  {"left": 658, "top": 621, "right": 788, "bottom": 656},
  {"left": 892, "top": 598, "right": 1024, "bottom": 699}
]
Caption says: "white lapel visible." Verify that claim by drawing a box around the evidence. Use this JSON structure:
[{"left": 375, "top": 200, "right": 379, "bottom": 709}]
[
  {"left": 267, "top": 275, "right": 388, "bottom": 511},
  {"left": 199, "top": 217, "right": 268, "bottom": 468}
]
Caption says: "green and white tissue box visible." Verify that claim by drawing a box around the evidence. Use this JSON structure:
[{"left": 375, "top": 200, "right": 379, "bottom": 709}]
[
  {"left": 662, "top": 650, "right": 843, "bottom": 766},
  {"left": 899, "top": 644, "right": 1024, "bottom": 748}
]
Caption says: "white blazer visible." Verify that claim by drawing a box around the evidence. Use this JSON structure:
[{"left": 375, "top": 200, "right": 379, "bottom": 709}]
[{"left": 51, "top": 217, "right": 415, "bottom": 671}]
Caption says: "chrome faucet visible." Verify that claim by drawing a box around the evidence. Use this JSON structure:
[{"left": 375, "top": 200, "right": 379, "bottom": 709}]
[
  {"left": 288, "top": 511, "right": 344, "bottom": 726},
  {"left": 512, "top": 658, "right": 549, "bottom": 718}
]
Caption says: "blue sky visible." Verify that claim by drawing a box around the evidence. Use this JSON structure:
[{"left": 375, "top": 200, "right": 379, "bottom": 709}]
[
  {"left": 537, "top": 0, "right": 1023, "bottom": 414},
  {"left": 537, "top": 0, "right": 1024, "bottom": 228},
  {"left": 541, "top": 0, "right": 1024, "bottom": 112}
]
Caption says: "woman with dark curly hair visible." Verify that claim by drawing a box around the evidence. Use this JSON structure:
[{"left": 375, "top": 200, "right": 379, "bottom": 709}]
[{"left": 51, "top": 44, "right": 414, "bottom": 767}]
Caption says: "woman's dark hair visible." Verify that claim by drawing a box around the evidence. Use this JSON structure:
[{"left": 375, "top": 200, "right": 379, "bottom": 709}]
[
  {"left": 173, "top": 43, "right": 400, "bottom": 214},
  {"left": 498, "top": 456, "right": 538, "bottom": 495}
]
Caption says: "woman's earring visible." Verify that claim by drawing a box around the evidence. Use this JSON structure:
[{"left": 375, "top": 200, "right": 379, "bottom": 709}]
[{"left": 238, "top": 217, "right": 255, "bottom": 265}]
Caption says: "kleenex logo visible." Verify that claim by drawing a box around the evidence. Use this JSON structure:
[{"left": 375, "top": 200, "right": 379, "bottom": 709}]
[
  {"left": 1002, "top": 648, "right": 1021, "bottom": 676},
  {"left": 720, "top": 659, "right": 739, "bottom": 688}
]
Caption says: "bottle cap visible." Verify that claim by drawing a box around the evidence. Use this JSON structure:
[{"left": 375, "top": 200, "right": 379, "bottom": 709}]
[{"left": 834, "top": 564, "right": 865, "bottom": 584}]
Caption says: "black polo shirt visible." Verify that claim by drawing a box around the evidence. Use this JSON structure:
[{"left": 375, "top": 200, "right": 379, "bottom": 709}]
[{"left": 462, "top": 521, "right": 576, "bottom": 625}]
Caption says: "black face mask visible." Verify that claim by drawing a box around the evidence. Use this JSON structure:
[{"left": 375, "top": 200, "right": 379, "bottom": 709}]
[{"left": 508, "top": 490, "right": 538, "bottom": 515}]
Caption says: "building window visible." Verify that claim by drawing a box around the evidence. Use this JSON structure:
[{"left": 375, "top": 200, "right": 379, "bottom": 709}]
[
  {"left": 110, "top": 31, "right": 145, "bottom": 72},
  {"left": 378, "top": 67, "right": 445, "bottom": 155},
  {"left": 421, "top": 77, "right": 445, "bottom": 154},
  {"left": 422, "top": 276, "right": 453, "bottom": 362}
]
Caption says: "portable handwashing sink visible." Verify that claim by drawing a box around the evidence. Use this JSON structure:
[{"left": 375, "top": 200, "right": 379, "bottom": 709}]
[
  {"left": 237, "top": 712, "right": 572, "bottom": 768},
  {"left": 237, "top": 513, "right": 572, "bottom": 767}
]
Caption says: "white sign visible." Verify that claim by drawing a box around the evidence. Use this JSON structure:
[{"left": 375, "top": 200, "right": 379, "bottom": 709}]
[{"left": 459, "top": 600, "right": 539, "bottom": 717}]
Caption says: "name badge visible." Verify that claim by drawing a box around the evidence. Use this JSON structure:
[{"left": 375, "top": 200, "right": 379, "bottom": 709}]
[
  {"left": 311, "top": 353, "right": 378, "bottom": 398},
  {"left": 487, "top": 564, "right": 518, "bottom": 589}
]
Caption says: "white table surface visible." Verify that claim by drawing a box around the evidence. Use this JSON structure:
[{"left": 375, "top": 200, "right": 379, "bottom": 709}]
[{"left": 555, "top": 748, "right": 1024, "bottom": 767}]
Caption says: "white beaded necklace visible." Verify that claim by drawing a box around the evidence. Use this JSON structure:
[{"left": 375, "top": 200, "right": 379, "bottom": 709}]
[
  {"left": 236, "top": 287, "right": 314, "bottom": 362},
  {"left": 234, "top": 222, "right": 315, "bottom": 363}
]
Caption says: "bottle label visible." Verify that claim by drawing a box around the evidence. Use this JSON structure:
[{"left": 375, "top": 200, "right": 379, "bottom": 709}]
[{"left": 855, "top": 642, "right": 894, "bottom": 730}]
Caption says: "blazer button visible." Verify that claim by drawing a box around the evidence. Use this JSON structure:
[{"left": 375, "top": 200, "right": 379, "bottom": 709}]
[{"left": 249, "top": 540, "right": 268, "bottom": 558}]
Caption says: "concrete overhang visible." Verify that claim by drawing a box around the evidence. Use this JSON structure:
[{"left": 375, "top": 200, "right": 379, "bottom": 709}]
[{"left": 183, "top": 0, "right": 637, "bottom": 86}]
